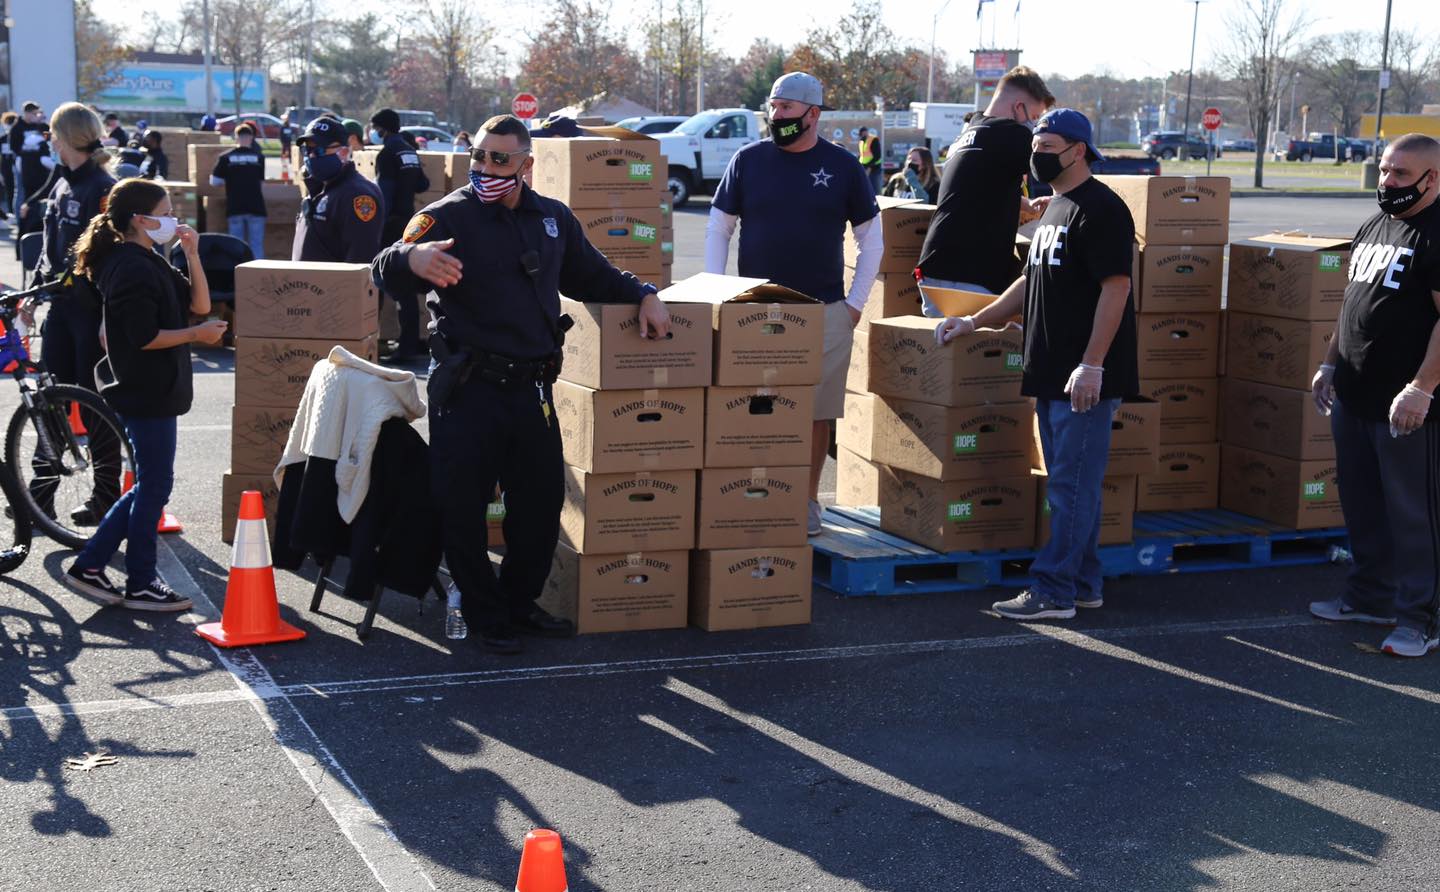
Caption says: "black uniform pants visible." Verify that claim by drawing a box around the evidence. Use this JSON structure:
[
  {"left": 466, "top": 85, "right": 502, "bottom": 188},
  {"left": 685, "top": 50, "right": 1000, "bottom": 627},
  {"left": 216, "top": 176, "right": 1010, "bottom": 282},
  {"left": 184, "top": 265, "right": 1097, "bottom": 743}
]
[
  {"left": 429, "top": 375, "right": 564, "bottom": 632},
  {"left": 35, "top": 301, "right": 122, "bottom": 513}
]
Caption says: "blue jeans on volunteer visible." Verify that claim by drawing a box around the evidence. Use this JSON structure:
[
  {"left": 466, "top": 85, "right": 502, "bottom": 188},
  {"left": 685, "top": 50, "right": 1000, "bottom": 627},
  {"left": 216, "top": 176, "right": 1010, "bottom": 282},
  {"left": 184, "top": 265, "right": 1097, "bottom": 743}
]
[{"left": 228, "top": 213, "right": 266, "bottom": 263}]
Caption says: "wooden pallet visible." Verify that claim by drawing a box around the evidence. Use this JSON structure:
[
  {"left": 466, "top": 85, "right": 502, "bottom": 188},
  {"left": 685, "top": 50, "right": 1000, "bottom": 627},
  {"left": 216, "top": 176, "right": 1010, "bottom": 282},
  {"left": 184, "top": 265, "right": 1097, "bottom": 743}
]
[{"left": 812, "top": 506, "right": 1349, "bottom": 597}]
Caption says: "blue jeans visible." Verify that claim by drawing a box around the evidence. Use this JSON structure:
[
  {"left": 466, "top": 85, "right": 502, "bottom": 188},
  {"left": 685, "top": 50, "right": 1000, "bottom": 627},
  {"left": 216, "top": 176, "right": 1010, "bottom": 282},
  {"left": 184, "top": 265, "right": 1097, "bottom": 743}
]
[
  {"left": 76, "top": 414, "right": 176, "bottom": 592},
  {"left": 1031, "top": 398, "right": 1120, "bottom": 608},
  {"left": 918, "top": 277, "right": 993, "bottom": 319},
  {"left": 228, "top": 213, "right": 266, "bottom": 261}
]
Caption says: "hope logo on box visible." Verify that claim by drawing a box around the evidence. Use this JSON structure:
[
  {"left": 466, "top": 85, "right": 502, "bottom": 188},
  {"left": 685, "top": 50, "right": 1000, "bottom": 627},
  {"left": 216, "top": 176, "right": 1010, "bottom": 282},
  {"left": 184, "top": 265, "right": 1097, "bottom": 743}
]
[
  {"left": 1302, "top": 481, "right": 1327, "bottom": 500},
  {"left": 1005, "top": 352, "right": 1023, "bottom": 370},
  {"left": 947, "top": 501, "right": 974, "bottom": 522},
  {"left": 632, "top": 224, "right": 657, "bottom": 243},
  {"left": 1318, "top": 252, "right": 1343, "bottom": 272},
  {"left": 629, "top": 162, "right": 653, "bottom": 181},
  {"left": 953, "top": 433, "right": 980, "bottom": 455}
]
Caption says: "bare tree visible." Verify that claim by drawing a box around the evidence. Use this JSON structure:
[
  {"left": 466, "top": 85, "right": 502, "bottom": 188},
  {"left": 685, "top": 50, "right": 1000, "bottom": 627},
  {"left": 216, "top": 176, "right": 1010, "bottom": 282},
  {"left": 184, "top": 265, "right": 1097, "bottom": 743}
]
[
  {"left": 74, "top": 0, "right": 130, "bottom": 102},
  {"left": 1388, "top": 28, "right": 1439, "bottom": 114},
  {"left": 420, "top": 0, "right": 494, "bottom": 127},
  {"left": 520, "top": 0, "right": 642, "bottom": 112},
  {"left": 1304, "top": 31, "right": 1377, "bottom": 138},
  {"left": 788, "top": 5, "right": 899, "bottom": 110},
  {"left": 210, "top": 0, "right": 301, "bottom": 116},
  {"left": 1217, "top": 0, "right": 1309, "bottom": 187}
]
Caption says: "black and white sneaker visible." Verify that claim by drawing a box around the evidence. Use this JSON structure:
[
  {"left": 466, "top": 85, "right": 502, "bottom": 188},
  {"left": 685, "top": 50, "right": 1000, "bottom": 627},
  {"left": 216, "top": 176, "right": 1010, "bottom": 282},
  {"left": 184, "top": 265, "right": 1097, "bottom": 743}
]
[
  {"left": 122, "top": 578, "right": 193, "bottom": 612},
  {"left": 992, "top": 590, "right": 1076, "bottom": 621},
  {"left": 63, "top": 561, "right": 124, "bottom": 606}
]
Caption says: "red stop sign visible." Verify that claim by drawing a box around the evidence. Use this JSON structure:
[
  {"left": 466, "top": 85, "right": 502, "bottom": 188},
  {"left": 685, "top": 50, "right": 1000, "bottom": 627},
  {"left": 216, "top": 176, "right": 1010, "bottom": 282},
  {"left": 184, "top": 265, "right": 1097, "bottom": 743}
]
[
  {"left": 512, "top": 93, "right": 539, "bottom": 120},
  {"left": 1201, "top": 107, "right": 1223, "bottom": 131}
]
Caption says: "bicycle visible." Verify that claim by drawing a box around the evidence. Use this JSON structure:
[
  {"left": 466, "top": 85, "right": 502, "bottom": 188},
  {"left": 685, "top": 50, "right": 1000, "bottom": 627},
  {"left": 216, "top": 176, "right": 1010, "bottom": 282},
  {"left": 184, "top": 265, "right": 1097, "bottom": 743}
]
[
  {"left": 0, "top": 286, "right": 135, "bottom": 549},
  {"left": 0, "top": 455, "right": 34, "bottom": 573}
]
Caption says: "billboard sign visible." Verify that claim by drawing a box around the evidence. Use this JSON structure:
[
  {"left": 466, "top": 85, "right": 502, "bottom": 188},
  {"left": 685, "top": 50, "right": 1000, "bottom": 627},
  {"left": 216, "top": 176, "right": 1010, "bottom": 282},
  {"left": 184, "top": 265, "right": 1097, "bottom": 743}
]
[{"left": 96, "top": 64, "right": 269, "bottom": 114}]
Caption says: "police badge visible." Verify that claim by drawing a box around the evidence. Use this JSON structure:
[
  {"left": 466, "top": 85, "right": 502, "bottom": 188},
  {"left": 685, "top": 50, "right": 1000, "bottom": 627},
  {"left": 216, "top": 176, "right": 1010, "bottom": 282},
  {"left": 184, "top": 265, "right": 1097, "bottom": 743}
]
[{"left": 543, "top": 217, "right": 559, "bottom": 238}]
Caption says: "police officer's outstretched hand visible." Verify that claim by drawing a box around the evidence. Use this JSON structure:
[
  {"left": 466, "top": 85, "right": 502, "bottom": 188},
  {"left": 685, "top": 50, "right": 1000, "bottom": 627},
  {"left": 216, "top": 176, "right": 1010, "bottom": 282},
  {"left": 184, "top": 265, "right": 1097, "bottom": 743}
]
[
  {"left": 637, "top": 292, "right": 671, "bottom": 339},
  {"left": 408, "top": 238, "right": 463, "bottom": 288}
]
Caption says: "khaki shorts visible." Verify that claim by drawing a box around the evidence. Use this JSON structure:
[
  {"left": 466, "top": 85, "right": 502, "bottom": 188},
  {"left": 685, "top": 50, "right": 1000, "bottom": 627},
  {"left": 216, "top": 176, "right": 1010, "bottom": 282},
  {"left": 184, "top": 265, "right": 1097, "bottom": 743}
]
[{"left": 816, "top": 300, "right": 854, "bottom": 421}]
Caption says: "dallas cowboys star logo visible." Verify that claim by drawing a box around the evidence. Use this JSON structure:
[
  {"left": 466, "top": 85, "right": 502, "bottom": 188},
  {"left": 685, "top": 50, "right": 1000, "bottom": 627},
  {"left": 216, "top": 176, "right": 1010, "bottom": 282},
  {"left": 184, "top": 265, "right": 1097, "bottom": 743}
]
[{"left": 811, "top": 167, "right": 833, "bottom": 188}]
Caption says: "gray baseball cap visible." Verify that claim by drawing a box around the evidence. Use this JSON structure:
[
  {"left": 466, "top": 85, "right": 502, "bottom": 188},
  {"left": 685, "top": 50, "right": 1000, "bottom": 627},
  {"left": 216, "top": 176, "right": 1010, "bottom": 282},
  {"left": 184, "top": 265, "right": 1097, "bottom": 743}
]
[{"left": 768, "top": 72, "right": 832, "bottom": 111}]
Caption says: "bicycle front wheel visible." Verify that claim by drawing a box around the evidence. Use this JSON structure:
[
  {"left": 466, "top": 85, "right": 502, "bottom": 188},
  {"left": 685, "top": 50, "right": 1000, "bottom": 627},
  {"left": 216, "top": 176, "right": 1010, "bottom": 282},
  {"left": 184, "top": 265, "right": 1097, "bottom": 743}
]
[
  {"left": 0, "top": 457, "right": 34, "bottom": 573},
  {"left": 5, "top": 384, "right": 135, "bottom": 549}
]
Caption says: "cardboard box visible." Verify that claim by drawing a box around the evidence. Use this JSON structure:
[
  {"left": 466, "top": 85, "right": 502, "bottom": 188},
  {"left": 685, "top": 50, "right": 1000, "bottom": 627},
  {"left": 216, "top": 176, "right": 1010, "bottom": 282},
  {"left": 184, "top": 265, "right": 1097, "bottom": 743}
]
[
  {"left": 233, "top": 335, "right": 378, "bottom": 408},
  {"left": 442, "top": 152, "right": 472, "bottom": 190},
  {"left": 417, "top": 150, "right": 451, "bottom": 193},
  {"left": 1135, "top": 244, "right": 1224, "bottom": 313},
  {"left": 690, "top": 546, "right": 813, "bottom": 631},
  {"left": 531, "top": 131, "right": 662, "bottom": 208},
  {"left": 867, "top": 317, "right": 1024, "bottom": 407},
  {"left": 1220, "top": 445, "right": 1342, "bottom": 530},
  {"left": 844, "top": 198, "right": 935, "bottom": 273},
  {"left": 1096, "top": 175, "right": 1230, "bottom": 245},
  {"left": 1136, "top": 313, "right": 1221, "bottom": 379},
  {"left": 539, "top": 545, "right": 689, "bottom": 634},
  {"left": 857, "top": 272, "right": 924, "bottom": 330},
  {"left": 696, "top": 466, "right": 810, "bottom": 549},
  {"left": 554, "top": 381, "right": 705, "bottom": 473},
  {"left": 560, "top": 468, "right": 696, "bottom": 553},
  {"left": 1225, "top": 312, "right": 1333, "bottom": 390},
  {"left": 1220, "top": 378, "right": 1335, "bottom": 461},
  {"left": 262, "top": 223, "right": 296, "bottom": 261},
  {"left": 871, "top": 397, "right": 1033, "bottom": 481},
  {"left": 704, "top": 386, "right": 814, "bottom": 468},
  {"left": 188, "top": 142, "right": 237, "bottom": 196},
  {"left": 235, "top": 260, "right": 379, "bottom": 339},
  {"left": 915, "top": 284, "right": 1001, "bottom": 320},
  {"left": 201, "top": 194, "right": 227, "bottom": 233},
  {"left": 878, "top": 468, "right": 1036, "bottom": 553},
  {"left": 837, "top": 446, "right": 882, "bottom": 507},
  {"left": 1032, "top": 398, "right": 1162, "bottom": 476},
  {"left": 1227, "top": 234, "right": 1351, "bottom": 321},
  {"left": 559, "top": 297, "right": 713, "bottom": 390},
  {"left": 230, "top": 405, "right": 297, "bottom": 474},
  {"left": 1035, "top": 472, "right": 1136, "bottom": 546},
  {"left": 487, "top": 498, "right": 505, "bottom": 549},
  {"left": 159, "top": 181, "right": 200, "bottom": 227},
  {"left": 1137, "top": 442, "right": 1220, "bottom": 511},
  {"left": 836, "top": 391, "right": 879, "bottom": 460},
  {"left": 221, "top": 471, "right": 281, "bottom": 544},
  {"left": 572, "top": 207, "right": 669, "bottom": 277},
  {"left": 846, "top": 335, "right": 870, "bottom": 393},
  {"left": 262, "top": 181, "right": 303, "bottom": 221},
  {"left": 661, "top": 274, "right": 825, "bottom": 386},
  {"left": 1140, "top": 377, "right": 1219, "bottom": 444}
]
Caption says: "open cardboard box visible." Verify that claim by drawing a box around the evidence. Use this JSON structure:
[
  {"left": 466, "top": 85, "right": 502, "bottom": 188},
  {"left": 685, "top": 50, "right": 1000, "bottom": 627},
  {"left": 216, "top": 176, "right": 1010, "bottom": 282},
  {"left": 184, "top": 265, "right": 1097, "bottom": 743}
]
[{"left": 660, "top": 273, "right": 826, "bottom": 387}]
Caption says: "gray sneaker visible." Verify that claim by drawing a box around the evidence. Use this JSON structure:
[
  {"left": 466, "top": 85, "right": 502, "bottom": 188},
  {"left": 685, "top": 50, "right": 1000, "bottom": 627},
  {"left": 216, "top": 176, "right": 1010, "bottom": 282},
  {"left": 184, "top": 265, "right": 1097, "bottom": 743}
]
[
  {"left": 1309, "top": 598, "right": 1397, "bottom": 626},
  {"left": 807, "top": 500, "right": 823, "bottom": 536},
  {"left": 1075, "top": 593, "right": 1103, "bottom": 609},
  {"left": 1381, "top": 627, "right": 1440, "bottom": 658},
  {"left": 993, "top": 590, "right": 1076, "bottom": 621}
]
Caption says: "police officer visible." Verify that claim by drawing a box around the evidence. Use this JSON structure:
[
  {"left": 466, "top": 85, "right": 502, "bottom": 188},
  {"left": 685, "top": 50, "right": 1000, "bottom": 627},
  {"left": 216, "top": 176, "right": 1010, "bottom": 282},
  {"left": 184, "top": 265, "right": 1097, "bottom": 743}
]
[
  {"left": 372, "top": 114, "right": 672, "bottom": 655},
  {"left": 370, "top": 108, "right": 430, "bottom": 360},
  {"left": 291, "top": 117, "right": 384, "bottom": 263}
]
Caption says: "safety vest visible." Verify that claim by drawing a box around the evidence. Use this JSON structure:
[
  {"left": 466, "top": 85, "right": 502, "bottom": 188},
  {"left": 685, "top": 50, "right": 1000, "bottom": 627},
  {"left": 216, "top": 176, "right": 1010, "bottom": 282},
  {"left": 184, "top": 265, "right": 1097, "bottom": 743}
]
[{"left": 859, "top": 136, "right": 876, "bottom": 166}]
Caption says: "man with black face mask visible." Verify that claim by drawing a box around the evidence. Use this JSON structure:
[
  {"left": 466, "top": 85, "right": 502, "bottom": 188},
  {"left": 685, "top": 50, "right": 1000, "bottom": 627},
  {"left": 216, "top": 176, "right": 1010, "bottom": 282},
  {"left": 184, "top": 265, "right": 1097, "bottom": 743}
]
[
  {"left": 292, "top": 117, "right": 383, "bottom": 263},
  {"left": 1309, "top": 133, "right": 1440, "bottom": 658},
  {"left": 936, "top": 108, "right": 1137, "bottom": 622}
]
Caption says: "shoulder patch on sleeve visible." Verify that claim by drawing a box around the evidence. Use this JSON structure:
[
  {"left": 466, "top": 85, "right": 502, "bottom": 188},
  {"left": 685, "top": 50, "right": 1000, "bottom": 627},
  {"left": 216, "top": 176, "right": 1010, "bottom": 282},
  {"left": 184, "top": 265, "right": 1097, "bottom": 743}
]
[
  {"left": 402, "top": 213, "right": 436, "bottom": 243},
  {"left": 353, "top": 195, "right": 377, "bottom": 223}
]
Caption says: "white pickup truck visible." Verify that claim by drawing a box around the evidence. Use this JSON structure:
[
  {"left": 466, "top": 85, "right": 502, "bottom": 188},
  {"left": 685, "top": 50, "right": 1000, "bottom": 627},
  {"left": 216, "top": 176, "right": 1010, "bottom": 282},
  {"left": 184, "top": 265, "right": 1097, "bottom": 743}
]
[{"left": 652, "top": 108, "right": 766, "bottom": 207}]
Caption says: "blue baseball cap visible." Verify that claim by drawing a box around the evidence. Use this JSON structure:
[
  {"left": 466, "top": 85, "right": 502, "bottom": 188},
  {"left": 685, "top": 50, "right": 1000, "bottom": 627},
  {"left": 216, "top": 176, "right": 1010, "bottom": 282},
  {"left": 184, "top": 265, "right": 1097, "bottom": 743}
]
[{"left": 1035, "top": 108, "right": 1104, "bottom": 163}]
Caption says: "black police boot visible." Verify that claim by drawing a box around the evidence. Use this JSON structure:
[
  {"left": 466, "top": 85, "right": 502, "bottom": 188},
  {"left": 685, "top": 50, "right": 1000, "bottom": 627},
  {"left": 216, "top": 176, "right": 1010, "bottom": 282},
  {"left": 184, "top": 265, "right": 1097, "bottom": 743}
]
[
  {"left": 511, "top": 606, "right": 575, "bottom": 638},
  {"left": 476, "top": 624, "right": 524, "bottom": 655}
]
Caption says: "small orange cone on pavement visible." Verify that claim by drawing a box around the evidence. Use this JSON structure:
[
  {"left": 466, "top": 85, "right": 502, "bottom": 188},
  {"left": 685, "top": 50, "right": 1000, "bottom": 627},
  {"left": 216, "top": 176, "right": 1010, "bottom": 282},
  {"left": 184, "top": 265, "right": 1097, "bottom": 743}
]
[
  {"left": 196, "top": 490, "right": 305, "bottom": 647},
  {"left": 119, "top": 456, "right": 184, "bottom": 534},
  {"left": 515, "top": 829, "right": 568, "bottom": 892},
  {"left": 68, "top": 402, "right": 88, "bottom": 436}
]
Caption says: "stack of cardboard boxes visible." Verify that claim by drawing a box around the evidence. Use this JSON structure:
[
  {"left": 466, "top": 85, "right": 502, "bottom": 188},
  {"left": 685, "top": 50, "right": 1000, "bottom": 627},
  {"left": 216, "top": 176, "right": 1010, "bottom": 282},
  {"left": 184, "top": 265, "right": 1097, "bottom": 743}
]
[
  {"left": 531, "top": 129, "right": 674, "bottom": 289},
  {"left": 1219, "top": 233, "right": 1348, "bottom": 529},
  {"left": 544, "top": 273, "right": 820, "bottom": 633},
  {"left": 149, "top": 127, "right": 222, "bottom": 183},
  {"left": 1102, "top": 175, "right": 1232, "bottom": 521},
  {"left": 221, "top": 261, "right": 380, "bottom": 542}
]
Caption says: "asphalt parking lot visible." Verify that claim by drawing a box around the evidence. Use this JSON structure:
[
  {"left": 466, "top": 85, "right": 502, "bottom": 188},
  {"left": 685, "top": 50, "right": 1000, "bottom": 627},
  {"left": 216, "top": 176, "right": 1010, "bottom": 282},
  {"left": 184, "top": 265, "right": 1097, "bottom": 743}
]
[{"left": 6, "top": 194, "right": 1435, "bottom": 892}]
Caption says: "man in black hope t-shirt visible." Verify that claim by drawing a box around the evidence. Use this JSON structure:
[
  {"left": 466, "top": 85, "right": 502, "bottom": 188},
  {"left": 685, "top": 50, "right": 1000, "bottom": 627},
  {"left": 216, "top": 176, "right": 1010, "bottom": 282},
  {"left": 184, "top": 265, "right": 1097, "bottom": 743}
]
[
  {"left": 1309, "top": 133, "right": 1440, "bottom": 658},
  {"left": 935, "top": 109, "right": 1138, "bottom": 621},
  {"left": 915, "top": 66, "right": 1055, "bottom": 316}
]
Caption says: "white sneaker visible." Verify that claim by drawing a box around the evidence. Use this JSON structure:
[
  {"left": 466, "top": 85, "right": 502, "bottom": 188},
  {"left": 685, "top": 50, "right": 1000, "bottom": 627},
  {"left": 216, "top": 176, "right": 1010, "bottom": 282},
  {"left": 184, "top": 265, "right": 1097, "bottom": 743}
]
[
  {"left": 807, "top": 500, "right": 823, "bottom": 536},
  {"left": 1309, "top": 598, "right": 1397, "bottom": 625},
  {"left": 1381, "top": 627, "right": 1440, "bottom": 658}
]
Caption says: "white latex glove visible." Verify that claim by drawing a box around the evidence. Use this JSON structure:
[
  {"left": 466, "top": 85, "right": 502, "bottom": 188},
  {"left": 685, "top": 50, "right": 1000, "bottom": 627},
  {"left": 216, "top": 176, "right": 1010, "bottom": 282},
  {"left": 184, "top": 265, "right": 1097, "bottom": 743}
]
[
  {"left": 1064, "top": 363, "right": 1104, "bottom": 413},
  {"left": 1311, "top": 363, "right": 1336, "bottom": 416},
  {"left": 934, "top": 315, "right": 975, "bottom": 346},
  {"left": 1388, "top": 383, "right": 1433, "bottom": 437}
]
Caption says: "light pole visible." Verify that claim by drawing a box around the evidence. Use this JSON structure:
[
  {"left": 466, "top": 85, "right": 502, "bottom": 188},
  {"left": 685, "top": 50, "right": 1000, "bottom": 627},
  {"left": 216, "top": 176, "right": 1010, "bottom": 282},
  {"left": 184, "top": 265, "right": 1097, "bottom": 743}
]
[
  {"left": 927, "top": 0, "right": 955, "bottom": 106},
  {"left": 1363, "top": 0, "right": 1393, "bottom": 189},
  {"left": 202, "top": 0, "right": 213, "bottom": 118},
  {"left": 303, "top": 0, "right": 314, "bottom": 110},
  {"left": 695, "top": 0, "right": 705, "bottom": 114},
  {"left": 1181, "top": 0, "right": 1202, "bottom": 139}
]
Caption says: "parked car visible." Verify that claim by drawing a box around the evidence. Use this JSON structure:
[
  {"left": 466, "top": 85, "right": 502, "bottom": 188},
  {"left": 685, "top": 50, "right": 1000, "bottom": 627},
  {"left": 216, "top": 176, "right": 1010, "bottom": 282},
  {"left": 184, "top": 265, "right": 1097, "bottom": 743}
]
[
  {"left": 1142, "top": 131, "right": 1213, "bottom": 161},
  {"left": 653, "top": 109, "right": 763, "bottom": 207},
  {"left": 1285, "top": 133, "right": 1368, "bottom": 162},
  {"left": 401, "top": 126, "right": 456, "bottom": 153},
  {"left": 395, "top": 109, "right": 440, "bottom": 129},
  {"left": 282, "top": 106, "right": 337, "bottom": 130},
  {"left": 615, "top": 116, "right": 690, "bottom": 135},
  {"left": 217, "top": 113, "right": 283, "bottom": 139},
  {"left": 1222, "top": 137, "right": 1257, "bottom": 153}
]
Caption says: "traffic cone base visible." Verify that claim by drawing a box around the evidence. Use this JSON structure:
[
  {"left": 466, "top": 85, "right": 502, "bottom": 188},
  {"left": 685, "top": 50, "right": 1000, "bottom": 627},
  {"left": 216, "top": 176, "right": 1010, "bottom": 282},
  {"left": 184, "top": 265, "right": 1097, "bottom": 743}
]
[
  {"left": 157, "top": 508, "right": 183, "bottom": 534},
  {"left": 514, "top": 828, "right": 568, "bottom": 892},
  {"left": 197, "top": 490, "right": 305, "bottom": 648}
]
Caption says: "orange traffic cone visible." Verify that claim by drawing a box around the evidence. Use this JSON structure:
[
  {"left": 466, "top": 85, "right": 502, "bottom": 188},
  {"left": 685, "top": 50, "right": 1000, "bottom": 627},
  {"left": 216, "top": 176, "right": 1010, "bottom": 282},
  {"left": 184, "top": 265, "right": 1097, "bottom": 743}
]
[
  {"left": 280, "top": 157, "right": 291, "bottom": 183},
  {"left": 195, "top": 490, "right": 305, "bottom": 647},
  {"left": 68, "top": 402, "right": 88, "bottom": 436},
  {"left": 515, "top": 829, "right": 568, "bottom": 892},
  {"left": 119, "top": 456, "right": 184, "bottom": 534}
]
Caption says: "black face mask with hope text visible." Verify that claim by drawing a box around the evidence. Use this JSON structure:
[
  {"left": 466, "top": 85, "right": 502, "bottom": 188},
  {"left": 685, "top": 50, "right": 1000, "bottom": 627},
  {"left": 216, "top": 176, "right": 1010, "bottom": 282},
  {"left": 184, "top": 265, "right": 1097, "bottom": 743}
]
[
  {"left": 1377, "top": 170, "right": 1434, "bottom": 216},
  {"left": 770, "top": 112, "right": 809, "bottom": 147}
]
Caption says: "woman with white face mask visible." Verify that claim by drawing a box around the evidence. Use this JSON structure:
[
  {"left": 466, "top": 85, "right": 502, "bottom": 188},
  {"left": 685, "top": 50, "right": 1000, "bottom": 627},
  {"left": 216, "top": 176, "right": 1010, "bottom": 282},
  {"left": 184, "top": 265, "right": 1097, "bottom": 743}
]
[{"left": 60, "top": 177, "right": 228, "bottom": 612}]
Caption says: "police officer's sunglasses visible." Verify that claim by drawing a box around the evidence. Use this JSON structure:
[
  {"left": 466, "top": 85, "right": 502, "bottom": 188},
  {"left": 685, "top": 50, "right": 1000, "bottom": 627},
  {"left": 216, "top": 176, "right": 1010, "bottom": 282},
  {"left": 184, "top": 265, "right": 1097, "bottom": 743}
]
[{"left": 471, "top": 148, "right": 529, "bottom": 166}]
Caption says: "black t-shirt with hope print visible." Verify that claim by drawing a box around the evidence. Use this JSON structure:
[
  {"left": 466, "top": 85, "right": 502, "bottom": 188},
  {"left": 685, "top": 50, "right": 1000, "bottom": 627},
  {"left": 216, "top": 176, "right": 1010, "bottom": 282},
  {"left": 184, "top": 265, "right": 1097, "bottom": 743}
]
[
  {"left": 1020, "top": 176, "right": 1139, "bottom": 400},
  {"left": 1334, "top": 201, "right": 1440, "bottom": 423}
]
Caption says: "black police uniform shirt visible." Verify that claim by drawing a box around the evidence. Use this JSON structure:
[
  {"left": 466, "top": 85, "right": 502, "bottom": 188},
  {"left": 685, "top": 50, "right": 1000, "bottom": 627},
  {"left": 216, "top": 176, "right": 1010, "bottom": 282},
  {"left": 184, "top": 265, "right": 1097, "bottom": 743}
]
[
  {"left": 39, "top": 157, "right": 116, "bottom": 282},
  {"left": 8, "top": 119, "right": 51, "bottom": 195},
  {"left": 376, "top": 134, "right": 429, "bottom": 221},
  {"left": 918, "top": 114, "right": 1034, "bottom": 293},
  {"left": 373, "top": 182, "right": 650, "bottom": 362},
  {"left": 212, "top": 144, "right": 267, "bottom": 217},
  {"left": 292, "top": 162, "right": 384, "bottom": 263},
  {"left": 1334, "top": 200, "right": 1440, "bottom": 423},
  {"left": 139, "top": 146, "right": 168, "bottom": 180},
  {"left": 1020, "top": 176, "right": 1139, "bottom": 401}
]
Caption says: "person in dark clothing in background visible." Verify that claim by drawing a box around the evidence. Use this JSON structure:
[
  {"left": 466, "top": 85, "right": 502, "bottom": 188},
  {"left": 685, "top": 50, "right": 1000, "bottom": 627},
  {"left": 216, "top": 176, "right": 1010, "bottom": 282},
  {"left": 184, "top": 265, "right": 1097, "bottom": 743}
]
[
  {"left": 11, "top": 101, "right": 53, "bottom": 257},
  {"left": 1, "top": 111, "right": 18, "bottom": 221},
  {"left": 292, "top": 117, "right": 383, "bottom": 264},
  {"left": 370, "top": 107, "right": 430, "bottom": 361},
  {"left": 372, "top": 114, "right": 671, "bottom": 655},
  {"left": 210, "top": 122, "right": 267, "bottom": 260},
  {"left": 102, "top": 113, "right": 127, "bottom": 147},
  {"left": 138, "top": 130, "right": 168, "bottom": 180}
]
